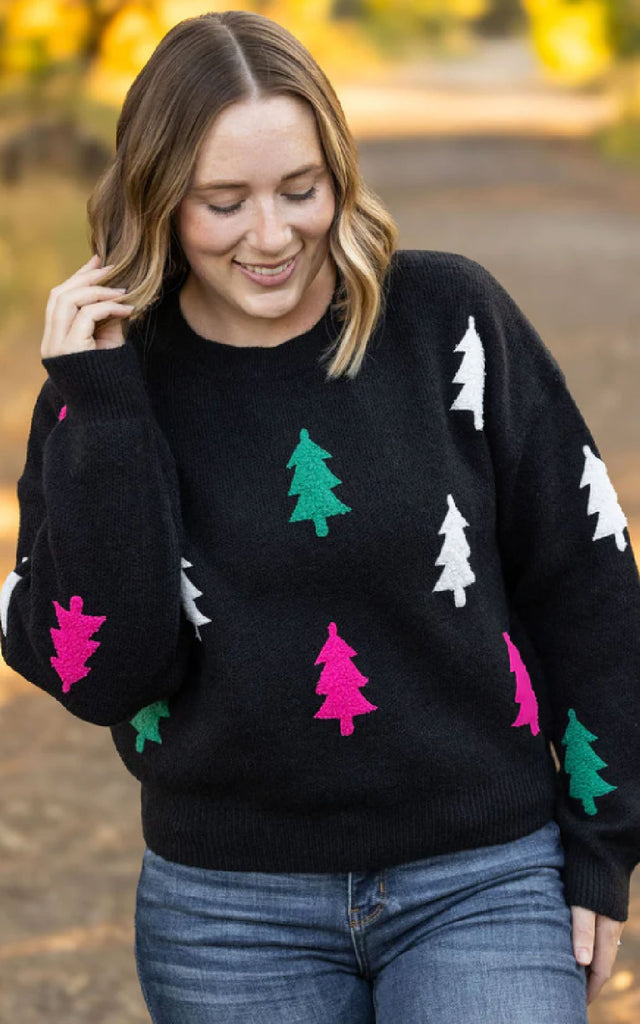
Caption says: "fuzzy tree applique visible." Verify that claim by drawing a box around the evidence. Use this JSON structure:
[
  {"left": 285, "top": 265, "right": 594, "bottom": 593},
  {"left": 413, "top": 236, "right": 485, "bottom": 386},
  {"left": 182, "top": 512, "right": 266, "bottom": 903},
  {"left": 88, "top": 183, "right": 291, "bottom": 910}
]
[
  {"left": 313, "top": 621, "right": 377, "bottom": 737},
  {"left": 580, "top": 445, "right": 628, "bottom": 551},
  {"left": 130, "top": 699, "right": 171, "bottom": 753},
  {"left": 50, "top": 595, "right": 106, "bottom": 693},
  {"left": 287, "top": 428, "right": 351, "bottom": 538},
  {"left": 502, "top": 631, "right": 539, "bottom": 736},
  {"left": 0, "top": 556, "right": 28, "bottom": 637},
  {"left": 432, "top": 494, "right": 476, "bottom": 607},
  {"left": 181, "top": 557, "right": 211, "bottom": 640},
  {"left": 561, "top": 708, "right": 617, "bottom": 816},
  {"left": 450, "top": 315, "right": 485, "bottom": 430}
]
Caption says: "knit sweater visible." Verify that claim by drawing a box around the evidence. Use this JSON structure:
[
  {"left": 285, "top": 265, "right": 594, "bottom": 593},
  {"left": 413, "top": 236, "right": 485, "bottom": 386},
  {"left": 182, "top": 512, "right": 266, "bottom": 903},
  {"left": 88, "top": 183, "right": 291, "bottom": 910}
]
[{"left": 2, "top": 249, "right": 640, "bottom": 922}]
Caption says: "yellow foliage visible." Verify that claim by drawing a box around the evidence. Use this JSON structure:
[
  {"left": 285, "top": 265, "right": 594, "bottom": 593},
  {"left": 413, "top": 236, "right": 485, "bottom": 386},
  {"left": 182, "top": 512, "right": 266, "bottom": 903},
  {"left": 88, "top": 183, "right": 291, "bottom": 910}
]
[
  {"left": 522, "top": 0, "right": 613, "bottom": 85},
  {"left": 365, "top": 0, "right": 487, "bottom": 20},
  {"left": 4, "top": 0, "right": 90, "bottom": 66},
  {"left": 87, "top": 3, "right": 164, "bottom": 106},
  {"left": 86, "top": 0, "right": 384, "bottom": 106},
  {"left": 261, "top": 0, "right": 384, "bottom": 81},
  {"left": 155, "top": 0, "right": 244, "bottom": 33},
  {"left": 1, "top": 0, "right": 386, "bottom": 107},
  {"left": 6, "top": 0, "right": 60, "bottom": 34}
]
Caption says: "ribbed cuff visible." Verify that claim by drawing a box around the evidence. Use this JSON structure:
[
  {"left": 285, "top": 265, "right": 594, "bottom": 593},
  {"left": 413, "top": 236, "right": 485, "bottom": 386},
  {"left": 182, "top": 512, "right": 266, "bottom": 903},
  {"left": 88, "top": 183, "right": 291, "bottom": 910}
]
[
  {"left": 562, "top": 844, "right": 630, "bottom": 922},
  {"left": 42, "top": 342, "right": 152, "bottom": 421}
]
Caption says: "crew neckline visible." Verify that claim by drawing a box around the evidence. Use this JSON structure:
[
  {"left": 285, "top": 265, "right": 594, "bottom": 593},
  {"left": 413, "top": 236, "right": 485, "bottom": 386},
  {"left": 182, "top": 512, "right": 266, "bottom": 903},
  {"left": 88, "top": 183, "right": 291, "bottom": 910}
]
[{"left": 148, "top": 277, "right": 344, "bottom": 381}]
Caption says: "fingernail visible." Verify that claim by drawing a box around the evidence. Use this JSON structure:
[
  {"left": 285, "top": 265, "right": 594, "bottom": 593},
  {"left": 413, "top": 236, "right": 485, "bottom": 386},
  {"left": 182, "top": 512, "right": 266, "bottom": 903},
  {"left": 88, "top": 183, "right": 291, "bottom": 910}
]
[{"left": 576, "top": 948, "right": 591, "bottom": 965}]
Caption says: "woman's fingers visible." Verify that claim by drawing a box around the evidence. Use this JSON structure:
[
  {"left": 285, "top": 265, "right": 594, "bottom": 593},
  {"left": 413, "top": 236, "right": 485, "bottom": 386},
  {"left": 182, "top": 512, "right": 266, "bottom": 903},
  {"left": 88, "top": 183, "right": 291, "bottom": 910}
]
[
  {"left": 48, "top": 284, "right": 128, "bottom": 337},
  {"left": 571, "top": 905, "right": 596, "bottom": 967},
  {"left": 65, "top": 300, "right": 134, "bottom": 352},
  {"left": 571, "top": 906, "right": 625, "bottom": 1005},
  {"left": 585, "top": 914, "right": 624, "bottom": 1005},
  {"left": 41, "top": 259, "right": 134, "bottom": 358}
]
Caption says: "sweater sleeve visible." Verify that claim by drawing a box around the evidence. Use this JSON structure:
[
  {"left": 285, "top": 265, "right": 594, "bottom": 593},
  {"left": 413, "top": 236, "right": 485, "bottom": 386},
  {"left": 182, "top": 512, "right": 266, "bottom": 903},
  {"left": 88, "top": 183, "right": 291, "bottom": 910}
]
[
  {"left": 468, "top": 262, "right": 640, "bottom": 922},
  {"left": 0, "top": 342, "right": 191, "bottom": 727}
]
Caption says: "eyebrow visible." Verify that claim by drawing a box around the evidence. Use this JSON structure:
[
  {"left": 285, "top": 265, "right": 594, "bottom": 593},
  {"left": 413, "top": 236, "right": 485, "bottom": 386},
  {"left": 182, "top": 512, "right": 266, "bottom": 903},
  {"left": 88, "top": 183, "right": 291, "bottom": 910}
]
[{"left": 191, "top": 163, "right": 324, "bottom": 191}]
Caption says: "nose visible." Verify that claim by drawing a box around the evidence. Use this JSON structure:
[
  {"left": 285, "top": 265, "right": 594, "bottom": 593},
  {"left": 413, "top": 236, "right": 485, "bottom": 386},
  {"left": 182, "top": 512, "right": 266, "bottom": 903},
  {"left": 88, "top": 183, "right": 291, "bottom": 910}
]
[{"left": 248, "top": 198, "right": 293, "bottom": 255}]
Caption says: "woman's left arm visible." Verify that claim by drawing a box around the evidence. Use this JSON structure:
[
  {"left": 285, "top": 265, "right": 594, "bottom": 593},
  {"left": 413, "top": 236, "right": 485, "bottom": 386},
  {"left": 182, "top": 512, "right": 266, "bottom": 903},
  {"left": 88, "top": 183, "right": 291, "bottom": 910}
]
[
  {"left": 463, "top": 257, "right": 640, "bottom": 938},
  {"left": 493, "top": 368, "right": 640, "bottom": 927}
]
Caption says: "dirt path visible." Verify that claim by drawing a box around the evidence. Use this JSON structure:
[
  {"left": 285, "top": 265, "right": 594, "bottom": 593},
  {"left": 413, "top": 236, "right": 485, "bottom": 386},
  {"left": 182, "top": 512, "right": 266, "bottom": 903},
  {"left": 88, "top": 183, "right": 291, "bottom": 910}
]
[{"left": 1, "top": 126, "right": 639, "bottom": 1022}]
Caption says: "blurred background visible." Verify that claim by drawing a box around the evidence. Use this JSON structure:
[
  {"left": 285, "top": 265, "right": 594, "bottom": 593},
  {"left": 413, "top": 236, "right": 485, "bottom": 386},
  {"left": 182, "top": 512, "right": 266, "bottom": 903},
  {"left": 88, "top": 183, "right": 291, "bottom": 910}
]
[{"left": 0, "top": 1, "right": 639, "bottom": 1021}]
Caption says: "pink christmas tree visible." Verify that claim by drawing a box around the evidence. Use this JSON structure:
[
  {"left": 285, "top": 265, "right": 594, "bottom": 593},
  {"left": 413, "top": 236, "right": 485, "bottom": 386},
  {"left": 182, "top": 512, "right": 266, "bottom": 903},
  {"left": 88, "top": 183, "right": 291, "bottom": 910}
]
[
  {"left": 313, "top": 621, "right": 377, "bottom": 736},
  {"left": 50, "top": 595, "right": 106, "bottom": 693},
  {"left": 503, "top": 631, "right": 539, "bottom": 736}
]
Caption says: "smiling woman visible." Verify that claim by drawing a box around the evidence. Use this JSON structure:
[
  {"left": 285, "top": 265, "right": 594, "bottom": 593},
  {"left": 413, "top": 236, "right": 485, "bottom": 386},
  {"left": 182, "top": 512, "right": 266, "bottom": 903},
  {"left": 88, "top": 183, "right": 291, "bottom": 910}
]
[
  {"left": 3, "top": 7, "right": 640, "bottom": 1024},
  {"left": 86, "top": 10, "right": 398, "bottom": 378},
  {"left": 172, "top": 94, "right": 339, "bottom": 348}
]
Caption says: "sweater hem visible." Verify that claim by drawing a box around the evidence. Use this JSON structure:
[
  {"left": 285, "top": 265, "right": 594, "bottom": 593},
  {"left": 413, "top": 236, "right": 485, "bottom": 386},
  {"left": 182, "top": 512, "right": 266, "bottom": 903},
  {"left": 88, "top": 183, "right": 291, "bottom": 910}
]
[{"left": 140, "top": 774, "right": 556, "bottom": 874}]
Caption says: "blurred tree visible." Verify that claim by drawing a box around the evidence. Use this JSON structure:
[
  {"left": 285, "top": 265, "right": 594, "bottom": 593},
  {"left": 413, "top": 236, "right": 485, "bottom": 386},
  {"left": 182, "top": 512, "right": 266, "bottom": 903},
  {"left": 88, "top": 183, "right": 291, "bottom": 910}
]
[
  {"left": 350, "top": 0, "right": 490, "bottom": 56},
  {"left": 605, "top": 0, "right": 640, "bottom": 58},
  {"left": 521, "top": 0, "right": 640, "bottom": 163},
  {"left": 522, "top": 0, "right": 613, "bottom": 84},
  {"left": 0, "top": 0, "right": 384, "bottom": 112},
  {"left": 332, "top": 0, "right": 365, "bottom": 17},
  {"left": 474, "top": 0, "right": 527, "bottom": 35}
]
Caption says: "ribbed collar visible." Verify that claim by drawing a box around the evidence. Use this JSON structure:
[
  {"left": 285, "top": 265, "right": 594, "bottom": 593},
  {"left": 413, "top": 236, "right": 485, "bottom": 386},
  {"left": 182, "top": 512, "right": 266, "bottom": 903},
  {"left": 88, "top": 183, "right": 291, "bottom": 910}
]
[{"left": 142, "top": 276, "right": 344, "bottom": 381}]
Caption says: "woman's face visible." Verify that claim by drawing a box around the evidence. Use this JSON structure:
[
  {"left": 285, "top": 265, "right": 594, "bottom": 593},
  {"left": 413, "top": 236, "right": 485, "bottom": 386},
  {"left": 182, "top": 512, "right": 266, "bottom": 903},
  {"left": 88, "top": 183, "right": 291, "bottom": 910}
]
[{"left": 174, "top": 94, "right": 337, "bottom": 334}]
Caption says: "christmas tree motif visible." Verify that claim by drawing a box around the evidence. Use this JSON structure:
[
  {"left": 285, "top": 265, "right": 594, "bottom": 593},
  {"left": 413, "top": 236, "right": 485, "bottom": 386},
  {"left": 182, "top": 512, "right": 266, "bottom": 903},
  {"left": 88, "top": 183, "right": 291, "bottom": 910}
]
[
  {"left": 130, "top": 699, "right": 171, "bottom": 753},
  {"left": 561, "top": 708, "right": 617, "bottom": 816},
  {"left": 502, "top": 631, "right": 539, "bottom": 736},
  {"left": 580, "top": 445, "right": 628, "bottom": 551},
  {"left": 432, "top": 494, "right": 476, "bottom": 607},
  {"left": 450, "top": 315, "right": 485, "bottom": 430},
  {"left": 180, "top": 557, "right": 211, "bottom": 640},
  {"left": 49, "top": 595, "right": 106, "bottom": 693},
  {"left": 1, "top": 556, "right": 28, "bottom": 637},
  {"left": 313, "top": 621, "right": 377, "bottom": 736},
  {"left": 58, "top": 405, "right": 67, "bottom": 420},
  {"left": 287, "top": 428, "right": 351, "bottom": 538}
]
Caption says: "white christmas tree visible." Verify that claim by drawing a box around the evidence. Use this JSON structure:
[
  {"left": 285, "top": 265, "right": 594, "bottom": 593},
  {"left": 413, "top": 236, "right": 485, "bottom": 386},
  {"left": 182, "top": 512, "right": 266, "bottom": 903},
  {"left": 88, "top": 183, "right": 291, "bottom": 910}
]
[
  {"left": 432, "top": 494, "right": 476, "bottom": 607},
  {"left": 0, "top": 556, "right": 28, "bottom": 637},
  {"left": 580, "top": 445, "right": 628, "bottom": 551},
  {"left": 180, "top": 557, "right": 211, "bottom": 640},
  {"left": 450, "top": 315, "right": 485, "bottom": 430}
]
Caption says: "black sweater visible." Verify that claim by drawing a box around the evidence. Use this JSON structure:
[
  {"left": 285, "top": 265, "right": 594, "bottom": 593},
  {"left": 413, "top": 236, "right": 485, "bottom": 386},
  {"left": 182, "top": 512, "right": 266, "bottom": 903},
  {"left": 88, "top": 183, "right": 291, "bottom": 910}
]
[{"left": 2, "top": 249, "right": 640, "bottom": 921}]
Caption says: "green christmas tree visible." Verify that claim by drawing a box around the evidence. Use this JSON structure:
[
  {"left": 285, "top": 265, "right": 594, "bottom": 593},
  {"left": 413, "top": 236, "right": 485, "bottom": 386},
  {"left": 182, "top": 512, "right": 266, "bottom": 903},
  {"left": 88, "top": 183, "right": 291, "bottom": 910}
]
[
  {"left": 287, "top": 428, "right": 351, "bottom": 537},
  {"left": 130, "top": 699, "right": 170, "bottom": 754},
  {"left": 561, "top": 708, "right": 617, "bottom": 816}
]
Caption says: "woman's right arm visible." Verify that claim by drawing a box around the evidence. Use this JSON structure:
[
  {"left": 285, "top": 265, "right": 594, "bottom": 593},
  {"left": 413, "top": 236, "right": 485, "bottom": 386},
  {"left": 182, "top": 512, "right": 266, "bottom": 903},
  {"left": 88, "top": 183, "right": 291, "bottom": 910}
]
[{"left": 0, "top": 258, "right": 191, "bottom": 726}]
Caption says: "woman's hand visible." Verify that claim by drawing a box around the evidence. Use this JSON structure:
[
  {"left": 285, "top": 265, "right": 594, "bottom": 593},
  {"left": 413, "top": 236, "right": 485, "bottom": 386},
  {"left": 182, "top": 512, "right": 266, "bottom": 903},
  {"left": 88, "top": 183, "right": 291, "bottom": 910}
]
[
  {"left": 571, "top": 904, "right": 624, "bottom": 1004},
  {"left": 41, "top": 253, "right": 134, "bottom": 359}
]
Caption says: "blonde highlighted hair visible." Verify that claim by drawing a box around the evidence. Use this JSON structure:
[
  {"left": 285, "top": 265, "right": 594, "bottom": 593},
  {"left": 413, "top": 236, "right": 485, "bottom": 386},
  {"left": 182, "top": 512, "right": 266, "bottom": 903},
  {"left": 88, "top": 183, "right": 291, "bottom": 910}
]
[{"left": 88, "top": 9, "right": 399, "bottom": 379}]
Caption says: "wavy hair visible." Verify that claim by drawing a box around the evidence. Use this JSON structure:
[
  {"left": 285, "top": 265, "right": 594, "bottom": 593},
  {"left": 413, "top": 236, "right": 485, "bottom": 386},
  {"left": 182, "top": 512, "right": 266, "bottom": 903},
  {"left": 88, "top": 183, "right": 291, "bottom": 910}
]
[{"left": 87, "top": 9, "right": 399, "bottom": 379}]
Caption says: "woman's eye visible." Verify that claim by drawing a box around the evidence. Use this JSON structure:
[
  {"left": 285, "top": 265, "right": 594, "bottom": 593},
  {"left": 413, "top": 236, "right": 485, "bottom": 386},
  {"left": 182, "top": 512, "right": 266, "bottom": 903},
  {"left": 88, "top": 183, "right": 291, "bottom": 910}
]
[{"left": 208, "top": 185, "right": 317, "bottom": 216}]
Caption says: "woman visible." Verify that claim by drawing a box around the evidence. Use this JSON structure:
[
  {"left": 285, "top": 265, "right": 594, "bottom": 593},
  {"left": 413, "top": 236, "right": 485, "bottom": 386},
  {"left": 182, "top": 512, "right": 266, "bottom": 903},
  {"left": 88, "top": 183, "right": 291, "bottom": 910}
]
[{"left": 2, "top": 10, "right": 638, "bottom": 1023}]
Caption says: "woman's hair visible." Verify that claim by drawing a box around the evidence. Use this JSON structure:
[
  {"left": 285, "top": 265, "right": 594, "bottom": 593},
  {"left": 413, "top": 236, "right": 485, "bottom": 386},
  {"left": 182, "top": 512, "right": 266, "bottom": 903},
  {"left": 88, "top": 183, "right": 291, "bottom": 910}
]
[{"left": 88, "top": 9, "right": 399, "bottom": 379}]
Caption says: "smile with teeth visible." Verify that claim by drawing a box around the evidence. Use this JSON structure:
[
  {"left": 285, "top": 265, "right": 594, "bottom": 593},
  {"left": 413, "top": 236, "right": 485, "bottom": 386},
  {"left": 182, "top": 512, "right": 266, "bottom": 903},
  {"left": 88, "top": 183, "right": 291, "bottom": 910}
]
[{"left": 239, "top": 256, "right": 295, "bottom": 276}]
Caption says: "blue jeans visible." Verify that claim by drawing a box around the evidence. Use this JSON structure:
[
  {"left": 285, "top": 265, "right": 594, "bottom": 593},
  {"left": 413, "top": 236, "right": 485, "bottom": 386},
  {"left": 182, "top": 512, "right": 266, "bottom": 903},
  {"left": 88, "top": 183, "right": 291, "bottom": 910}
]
[{"left": 134, "top": 820, "right": 588, "bottom": 1023}]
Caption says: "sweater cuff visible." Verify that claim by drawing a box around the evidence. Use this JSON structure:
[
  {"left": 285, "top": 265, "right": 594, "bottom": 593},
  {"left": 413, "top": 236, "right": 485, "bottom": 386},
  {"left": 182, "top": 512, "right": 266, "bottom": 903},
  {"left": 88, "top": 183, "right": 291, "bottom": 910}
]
[
  {"left": 41, "top": 342, "right": 152, "bottom": 421},
  {"left": 562, "top": 843, "right": 631, "bottom": 922}
]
